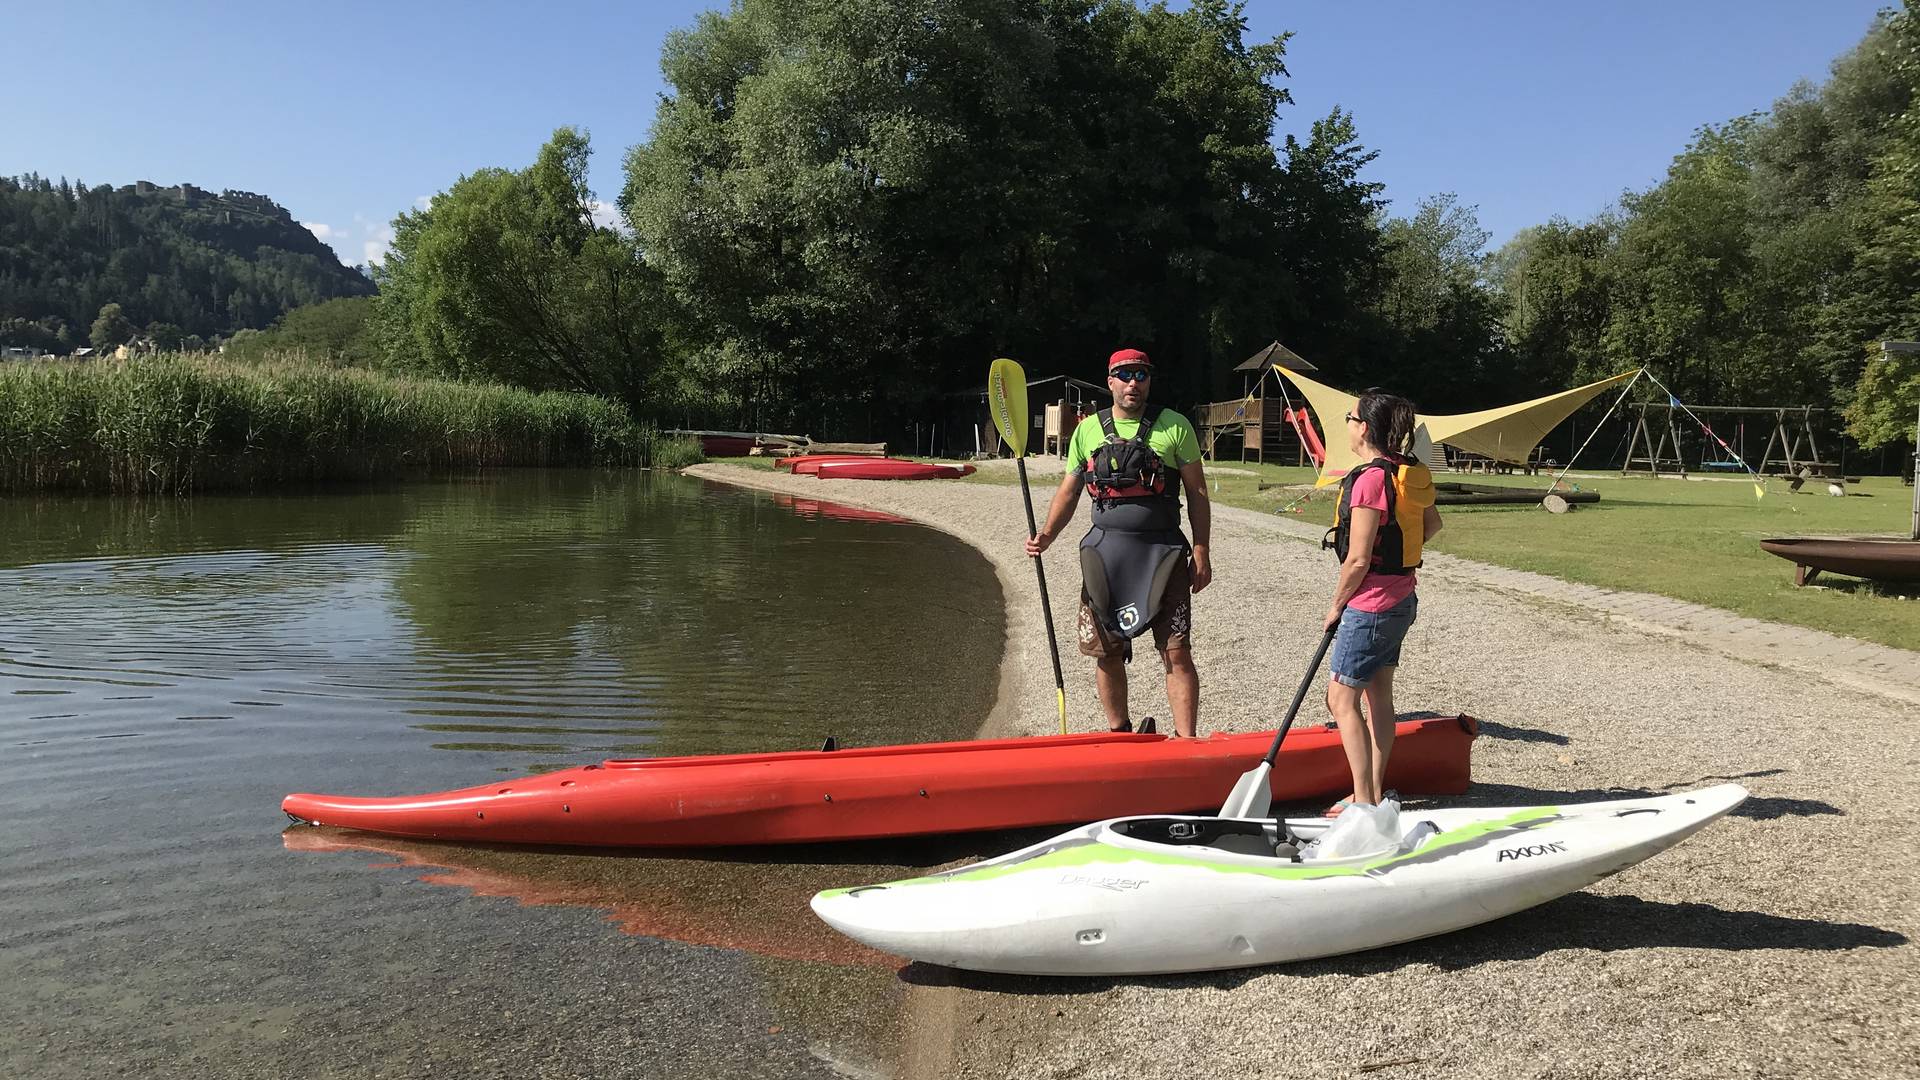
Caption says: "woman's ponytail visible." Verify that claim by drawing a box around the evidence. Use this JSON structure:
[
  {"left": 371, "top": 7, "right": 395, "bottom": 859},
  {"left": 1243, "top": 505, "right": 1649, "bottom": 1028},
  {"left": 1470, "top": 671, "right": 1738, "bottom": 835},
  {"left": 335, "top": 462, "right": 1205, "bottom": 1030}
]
[{"left": 1355, "top": 390, "right": 1417, "bottom": 459}]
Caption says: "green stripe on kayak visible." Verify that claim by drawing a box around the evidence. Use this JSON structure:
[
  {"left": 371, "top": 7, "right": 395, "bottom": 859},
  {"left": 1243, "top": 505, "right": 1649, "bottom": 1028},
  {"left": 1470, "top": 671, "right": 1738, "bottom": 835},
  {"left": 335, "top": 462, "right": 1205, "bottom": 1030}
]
[{"left": 817, "top": 808, "right": 1559, "bottom": 899}]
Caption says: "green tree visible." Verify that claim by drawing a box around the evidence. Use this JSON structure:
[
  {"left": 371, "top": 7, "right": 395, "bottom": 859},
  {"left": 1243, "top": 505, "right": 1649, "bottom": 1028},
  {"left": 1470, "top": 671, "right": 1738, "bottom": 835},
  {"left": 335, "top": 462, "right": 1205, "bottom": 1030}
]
[
  {"left": 89, "top": 302, "right": 135, "bottom": 350},
  {"left": 272, "top": 297, "right": 377, "bottom": 365},
  {"left": 622, "top": 0, "right": 1312, "bottom": 423},
  {"left": 1845, "top": 4, "right": 1920, "bottom": 448},
  {"left": 146, "top": 321, "right": 185, "bottom": 351},
  {"left": 1600, "top": 122, "right": 1764, "bottom": 404},
  {"left": 375, "top": 128, "right": 667, "bottom": 407},
  {"left": 1376, "top": 193, "right": 1490, "bottom": 335},
  {"left": 1847, "top": 344, "right": 1920, "bottom": 450},
  {"left": 1264, "top": 108, "right": 1390, "bottom": 383},
  {"left": 1489, "top": 216, "right": 1620, "bottom": 391}
]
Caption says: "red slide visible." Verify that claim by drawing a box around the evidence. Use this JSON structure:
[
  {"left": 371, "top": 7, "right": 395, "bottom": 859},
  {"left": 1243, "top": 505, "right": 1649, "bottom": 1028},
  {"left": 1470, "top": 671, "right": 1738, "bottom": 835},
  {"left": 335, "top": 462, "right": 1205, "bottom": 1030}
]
[
  {"left": 282, "top": 716, "right": 1477, "bottom": 847},
  {"left": 1287, "top": 407, "right": 1326, "bottom": 466}
]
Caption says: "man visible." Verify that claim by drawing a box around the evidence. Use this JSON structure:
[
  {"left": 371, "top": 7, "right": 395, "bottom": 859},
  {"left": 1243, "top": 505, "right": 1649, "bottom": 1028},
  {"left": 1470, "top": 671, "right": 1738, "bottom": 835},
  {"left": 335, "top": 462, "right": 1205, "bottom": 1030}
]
[{"left": 1024, "top": 348, "right": 1212, "bottom": 737}]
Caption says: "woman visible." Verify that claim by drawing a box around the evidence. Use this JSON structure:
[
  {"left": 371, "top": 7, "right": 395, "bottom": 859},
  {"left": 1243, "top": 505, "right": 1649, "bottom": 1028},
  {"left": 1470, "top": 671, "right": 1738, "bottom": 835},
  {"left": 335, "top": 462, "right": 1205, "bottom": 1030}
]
[{"left": 1320, "top": 390, "right": 1441, "bottom": 815}]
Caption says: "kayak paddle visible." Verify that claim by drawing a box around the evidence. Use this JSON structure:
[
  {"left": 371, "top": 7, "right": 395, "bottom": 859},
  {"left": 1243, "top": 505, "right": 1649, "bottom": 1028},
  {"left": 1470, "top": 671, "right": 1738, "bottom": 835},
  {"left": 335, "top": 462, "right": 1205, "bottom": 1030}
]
[
  {"left": 1217, "top": 624, "right": 1339, "bottom": 819},
  {"left": 989, "top": 357, "right": 1069, "bottom": 735}
]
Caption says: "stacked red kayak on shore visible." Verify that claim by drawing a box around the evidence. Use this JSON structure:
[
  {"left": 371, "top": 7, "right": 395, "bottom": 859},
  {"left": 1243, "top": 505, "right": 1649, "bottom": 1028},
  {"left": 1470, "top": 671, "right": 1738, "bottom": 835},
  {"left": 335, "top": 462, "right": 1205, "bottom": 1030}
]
[
  {"left": 778, "top": 455, "right": 975, "bottom": 480},
  {"left": 282, "top": 716, "right": 1477, "bottom": 847},
  {"left": 777, "top": 454, "right": 879, "bottom": 473}
]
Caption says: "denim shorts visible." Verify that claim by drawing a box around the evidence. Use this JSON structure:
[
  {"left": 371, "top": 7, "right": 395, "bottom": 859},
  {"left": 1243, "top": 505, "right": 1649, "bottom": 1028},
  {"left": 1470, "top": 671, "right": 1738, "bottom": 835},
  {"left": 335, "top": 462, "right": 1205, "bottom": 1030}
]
[{"left": 1330, "top": 594, "right": 1418, "bottom": 689}]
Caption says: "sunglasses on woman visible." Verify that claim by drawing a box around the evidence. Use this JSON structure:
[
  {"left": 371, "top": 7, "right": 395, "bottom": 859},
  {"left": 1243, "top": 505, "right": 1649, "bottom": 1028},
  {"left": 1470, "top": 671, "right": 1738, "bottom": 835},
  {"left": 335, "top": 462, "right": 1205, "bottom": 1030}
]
[{"left": 1111, "top": 368, "right": 1152, "bottom": 383}]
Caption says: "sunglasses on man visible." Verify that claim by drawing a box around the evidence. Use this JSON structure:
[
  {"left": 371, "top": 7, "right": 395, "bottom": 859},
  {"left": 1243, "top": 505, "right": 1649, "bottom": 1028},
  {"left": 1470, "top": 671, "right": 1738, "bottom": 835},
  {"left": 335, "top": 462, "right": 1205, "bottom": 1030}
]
[{"left": 1110, "top": 368, "right": 1152, "bottom": 383}]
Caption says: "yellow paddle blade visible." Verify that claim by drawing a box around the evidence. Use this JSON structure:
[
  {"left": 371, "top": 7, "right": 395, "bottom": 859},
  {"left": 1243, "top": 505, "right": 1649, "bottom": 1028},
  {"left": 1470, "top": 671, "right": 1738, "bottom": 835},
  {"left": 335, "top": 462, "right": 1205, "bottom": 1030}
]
[{"left": 988, "top": 358, "right": 1029, "bottom": 457}]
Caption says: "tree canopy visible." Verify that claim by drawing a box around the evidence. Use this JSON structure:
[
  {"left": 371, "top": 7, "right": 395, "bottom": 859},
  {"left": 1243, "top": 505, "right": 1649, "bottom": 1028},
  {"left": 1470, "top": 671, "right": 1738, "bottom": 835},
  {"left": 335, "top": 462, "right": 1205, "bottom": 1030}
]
[
  {"left": 372, "top": 129, "right": 670, "bottom": 408},
  {"left": 621, "top": 0, "right": 1382, "bottom": 425}
]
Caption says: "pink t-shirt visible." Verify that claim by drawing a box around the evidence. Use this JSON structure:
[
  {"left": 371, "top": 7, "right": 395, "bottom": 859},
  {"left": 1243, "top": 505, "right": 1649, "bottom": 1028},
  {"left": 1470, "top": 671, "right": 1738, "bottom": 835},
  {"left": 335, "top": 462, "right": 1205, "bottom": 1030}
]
[{"left": 1345, "top": 466, "right": 1417, "bottom": 613}]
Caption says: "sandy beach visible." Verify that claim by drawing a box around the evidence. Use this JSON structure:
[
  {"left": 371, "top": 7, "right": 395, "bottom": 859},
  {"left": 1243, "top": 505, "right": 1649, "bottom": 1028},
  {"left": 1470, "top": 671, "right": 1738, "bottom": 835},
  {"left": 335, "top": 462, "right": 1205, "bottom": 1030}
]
[{"left": 688, "top": 461, "right": 1917, "bottom": 1080}]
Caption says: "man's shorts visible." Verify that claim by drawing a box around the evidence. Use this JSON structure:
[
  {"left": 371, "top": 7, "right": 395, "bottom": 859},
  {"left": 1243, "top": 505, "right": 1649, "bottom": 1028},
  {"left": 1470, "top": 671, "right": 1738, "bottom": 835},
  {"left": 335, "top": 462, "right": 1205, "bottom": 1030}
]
[
  {"left": 1077, "top": 556, "right": 1193, "bottom": 666},
  {"left": 1330, "top": 593, "right": 1418, "bottom": 689}
]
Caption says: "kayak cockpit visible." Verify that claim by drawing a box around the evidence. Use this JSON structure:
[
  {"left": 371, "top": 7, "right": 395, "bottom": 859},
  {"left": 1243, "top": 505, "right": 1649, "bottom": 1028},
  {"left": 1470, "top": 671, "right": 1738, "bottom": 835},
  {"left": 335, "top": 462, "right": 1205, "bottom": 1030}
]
[
  {"left": 1111, "top": 816, "right": 1298, "bottom": 859},
  {"left": 1103, "top": 814, "right": 1448, "bottom": 866}
]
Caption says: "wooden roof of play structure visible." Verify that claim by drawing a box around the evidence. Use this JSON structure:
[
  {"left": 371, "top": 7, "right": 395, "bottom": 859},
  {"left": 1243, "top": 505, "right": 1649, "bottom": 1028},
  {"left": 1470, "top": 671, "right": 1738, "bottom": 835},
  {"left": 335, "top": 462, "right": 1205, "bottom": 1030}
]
[{"left": 1233, "top": 341, "right": 1317, "bottom": 373}]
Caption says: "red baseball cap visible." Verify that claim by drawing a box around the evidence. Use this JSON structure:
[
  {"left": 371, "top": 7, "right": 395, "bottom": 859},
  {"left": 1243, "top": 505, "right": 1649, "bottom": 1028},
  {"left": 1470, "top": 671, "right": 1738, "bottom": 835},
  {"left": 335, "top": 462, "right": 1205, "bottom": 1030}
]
[{"left": 1108, "top": 348, "right": 1152, "bottom": 371}]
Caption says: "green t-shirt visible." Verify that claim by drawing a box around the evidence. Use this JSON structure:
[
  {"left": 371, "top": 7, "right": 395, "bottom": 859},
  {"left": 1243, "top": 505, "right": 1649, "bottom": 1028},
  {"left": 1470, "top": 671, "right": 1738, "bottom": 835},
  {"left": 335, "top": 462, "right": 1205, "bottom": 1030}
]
[{"left": 1065, "top": 408, "right": 1201, "bottom": 476}]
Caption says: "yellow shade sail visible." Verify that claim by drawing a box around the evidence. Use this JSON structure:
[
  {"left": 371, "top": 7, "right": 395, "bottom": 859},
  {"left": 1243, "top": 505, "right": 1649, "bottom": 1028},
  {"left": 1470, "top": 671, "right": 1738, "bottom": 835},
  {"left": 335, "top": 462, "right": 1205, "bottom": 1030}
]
[{"left": 1273, "top": 367, "right": 1640, "bottom": 485}]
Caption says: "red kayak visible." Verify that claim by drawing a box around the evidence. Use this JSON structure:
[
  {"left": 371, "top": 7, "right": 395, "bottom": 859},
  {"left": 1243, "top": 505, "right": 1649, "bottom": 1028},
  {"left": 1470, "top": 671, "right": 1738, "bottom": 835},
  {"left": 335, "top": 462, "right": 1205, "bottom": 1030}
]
[
  {"left": 814, "top": 459, "right": 977, "bottom": 480},
  {"left": 282, "top": 716, "right": 1477, "bottom": 847},
  {"left": 777, "top": 454, "right": 880, "bottom": 472}
]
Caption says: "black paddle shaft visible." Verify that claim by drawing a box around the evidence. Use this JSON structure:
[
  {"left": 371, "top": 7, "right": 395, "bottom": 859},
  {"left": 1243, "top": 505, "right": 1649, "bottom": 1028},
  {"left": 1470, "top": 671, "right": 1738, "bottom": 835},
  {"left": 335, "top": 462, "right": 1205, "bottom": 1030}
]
[
  {"left": 1015, "top": 458, "right": 1068, "bottom": 696},
  {"left": 1259, "top": 625, "right": 1339, "bottom": 768}
]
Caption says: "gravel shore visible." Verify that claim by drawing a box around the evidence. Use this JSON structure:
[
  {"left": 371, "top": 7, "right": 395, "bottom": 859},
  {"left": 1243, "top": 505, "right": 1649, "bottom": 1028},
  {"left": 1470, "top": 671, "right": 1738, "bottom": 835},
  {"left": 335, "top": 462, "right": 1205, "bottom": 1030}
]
[{"left": 688, "top": 461, "right": 1918, "bottom": 1080}]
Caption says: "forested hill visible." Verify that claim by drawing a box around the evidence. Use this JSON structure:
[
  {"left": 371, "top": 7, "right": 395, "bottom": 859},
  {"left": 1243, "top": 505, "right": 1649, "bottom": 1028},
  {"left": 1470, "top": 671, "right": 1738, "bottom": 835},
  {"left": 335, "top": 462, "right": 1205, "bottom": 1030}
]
[{"left": 0, "top": 174, "right": 373, "bottom": 349}]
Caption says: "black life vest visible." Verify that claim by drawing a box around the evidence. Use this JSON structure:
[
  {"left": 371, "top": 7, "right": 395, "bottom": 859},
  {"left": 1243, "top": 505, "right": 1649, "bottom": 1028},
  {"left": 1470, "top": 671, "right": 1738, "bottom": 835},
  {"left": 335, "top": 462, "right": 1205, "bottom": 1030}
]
[
  {"left": 1323, "top": 457, "right": 1424, "bottom": 576},
  {"left": 1082, "top": 407, "right": 1181, "bottom": 531}
]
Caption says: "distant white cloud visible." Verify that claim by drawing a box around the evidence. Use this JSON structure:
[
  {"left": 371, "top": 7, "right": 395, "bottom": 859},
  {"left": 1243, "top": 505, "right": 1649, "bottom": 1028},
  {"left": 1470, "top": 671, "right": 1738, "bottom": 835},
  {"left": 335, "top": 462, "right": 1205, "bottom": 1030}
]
[
  {"left": 413, "top": 194, "right": 434, "bottom": 212},
  {"left": 303, "top": 222, "right": 336, "bottom": 241},
  {"left": 588, "top": 199, "right": 619, "bottom": 230},
  {"left": 362, "top": 223, "right": 396, "bottom": 267}
]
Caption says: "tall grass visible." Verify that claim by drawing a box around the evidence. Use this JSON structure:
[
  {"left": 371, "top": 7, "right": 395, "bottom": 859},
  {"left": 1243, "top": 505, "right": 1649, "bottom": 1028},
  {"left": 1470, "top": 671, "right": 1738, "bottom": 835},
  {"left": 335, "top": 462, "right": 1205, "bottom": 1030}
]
[{"left": 0, "top": 354, "right": 700, "bottom": 493}]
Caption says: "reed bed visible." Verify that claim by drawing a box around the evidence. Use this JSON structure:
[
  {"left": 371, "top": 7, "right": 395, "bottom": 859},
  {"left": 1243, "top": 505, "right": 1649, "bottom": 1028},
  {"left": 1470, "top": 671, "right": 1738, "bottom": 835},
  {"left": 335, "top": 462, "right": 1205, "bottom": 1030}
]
[{"left": 0, "top": 354, "right": 701, "bottom": 493}]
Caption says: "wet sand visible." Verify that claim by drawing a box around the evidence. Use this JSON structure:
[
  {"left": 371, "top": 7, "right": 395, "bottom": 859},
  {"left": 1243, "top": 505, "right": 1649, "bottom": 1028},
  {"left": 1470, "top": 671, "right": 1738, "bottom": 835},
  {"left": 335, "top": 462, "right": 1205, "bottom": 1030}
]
[{"left": 689, "top": 460, "right": 1918, "bottom": 1080}]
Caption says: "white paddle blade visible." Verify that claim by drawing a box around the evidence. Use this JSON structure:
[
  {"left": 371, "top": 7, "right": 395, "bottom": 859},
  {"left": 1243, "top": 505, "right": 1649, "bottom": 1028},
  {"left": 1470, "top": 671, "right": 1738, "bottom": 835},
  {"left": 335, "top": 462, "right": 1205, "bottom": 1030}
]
[
  {"left": 987, "top": 358, "right": 1029, "bottom": 457},
  {"left": 1218, "top": 763, "right": 1273, "bottom": 819}
]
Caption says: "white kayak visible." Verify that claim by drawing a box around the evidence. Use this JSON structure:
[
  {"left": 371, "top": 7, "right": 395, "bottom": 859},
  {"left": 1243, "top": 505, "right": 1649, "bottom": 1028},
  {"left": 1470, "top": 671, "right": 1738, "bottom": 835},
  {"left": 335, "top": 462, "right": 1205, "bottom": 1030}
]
[{"left": 811, "top": 784, "right": 1747, "bottom": 975}]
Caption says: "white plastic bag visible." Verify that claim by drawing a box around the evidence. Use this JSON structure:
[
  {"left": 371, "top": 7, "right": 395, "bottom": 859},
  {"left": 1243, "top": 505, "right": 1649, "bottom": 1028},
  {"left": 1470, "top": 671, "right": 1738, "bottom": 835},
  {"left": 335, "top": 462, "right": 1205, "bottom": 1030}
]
[{"left": 1301, "top": 797, "right": 1401, "bottom": 860}]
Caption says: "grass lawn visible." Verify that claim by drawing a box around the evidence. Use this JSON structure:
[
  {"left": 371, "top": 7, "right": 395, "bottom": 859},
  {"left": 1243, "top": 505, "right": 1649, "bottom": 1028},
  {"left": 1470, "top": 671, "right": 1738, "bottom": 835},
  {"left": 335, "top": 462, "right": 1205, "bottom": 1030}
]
[{"left": 1222, "top": 462, "right": 1919, "bottom": 652}]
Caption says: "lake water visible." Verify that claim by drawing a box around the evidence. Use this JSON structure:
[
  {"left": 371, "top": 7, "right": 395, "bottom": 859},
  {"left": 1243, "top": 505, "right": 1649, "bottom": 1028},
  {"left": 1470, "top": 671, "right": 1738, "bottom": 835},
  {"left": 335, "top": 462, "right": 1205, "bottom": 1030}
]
[{"left": 0, "top": 470, "right": 1006, "bottom": 1079}]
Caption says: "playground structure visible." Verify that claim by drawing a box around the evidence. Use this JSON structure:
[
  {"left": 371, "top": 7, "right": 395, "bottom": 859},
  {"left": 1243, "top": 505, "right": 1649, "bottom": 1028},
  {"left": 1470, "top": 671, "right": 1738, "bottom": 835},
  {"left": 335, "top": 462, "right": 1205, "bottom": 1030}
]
[
  {"left": 1619, "top": 403, "right": 1841, "bottom": 479},
  {"left": 1196, "top": 342, "right": 1326, "bottom": 466}
]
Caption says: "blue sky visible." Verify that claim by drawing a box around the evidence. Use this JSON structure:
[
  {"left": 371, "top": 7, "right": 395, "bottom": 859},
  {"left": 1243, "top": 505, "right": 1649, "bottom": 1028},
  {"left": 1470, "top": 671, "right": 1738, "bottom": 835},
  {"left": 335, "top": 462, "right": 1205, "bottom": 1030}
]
[{"left": 2, "top": 1, "right": 1891, "bottom": 268}]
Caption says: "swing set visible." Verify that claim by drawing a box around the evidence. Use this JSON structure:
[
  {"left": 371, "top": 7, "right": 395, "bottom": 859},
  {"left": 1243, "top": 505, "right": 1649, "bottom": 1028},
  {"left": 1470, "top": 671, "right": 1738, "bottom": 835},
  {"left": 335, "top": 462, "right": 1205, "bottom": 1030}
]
[{"left": 1618, "top": 403, "right": 1840, "bottom": 479}]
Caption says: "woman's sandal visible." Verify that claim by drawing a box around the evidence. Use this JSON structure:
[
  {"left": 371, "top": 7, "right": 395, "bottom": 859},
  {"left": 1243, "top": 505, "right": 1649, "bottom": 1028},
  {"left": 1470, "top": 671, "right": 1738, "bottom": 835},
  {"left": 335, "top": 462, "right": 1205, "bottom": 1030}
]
[{"left": 1323, "top": 798, "right": 1356, "bottom": 818}]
